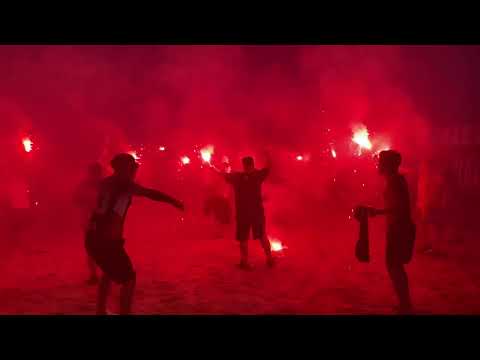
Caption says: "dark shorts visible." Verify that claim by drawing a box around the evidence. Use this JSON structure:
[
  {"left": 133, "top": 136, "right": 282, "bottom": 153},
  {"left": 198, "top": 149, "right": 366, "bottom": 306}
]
[
  {"left": 85, "top": 232, "right": 135, "bottom": 284},
  {"left": 386, "top": 222, "right": 416, "bottom": 265},
  {"left": 236, "top": 214, "right": 266, "bottom": 242}
]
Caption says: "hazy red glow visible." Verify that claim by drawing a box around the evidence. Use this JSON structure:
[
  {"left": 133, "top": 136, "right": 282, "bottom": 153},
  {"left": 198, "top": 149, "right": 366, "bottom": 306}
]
[{"left": 1, "top": 45, "right": 479, "bottom": 314}]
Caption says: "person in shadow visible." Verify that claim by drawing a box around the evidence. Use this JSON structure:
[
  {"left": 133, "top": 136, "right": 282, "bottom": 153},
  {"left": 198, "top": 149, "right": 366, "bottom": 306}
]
[
  {"left": 359, "top": 150, "right": 416, "bottom": 314},
  {"left": 214, "top": 154, "right": 275, "bottom": 270},
  {"left": 85, "top": 153, "right": 184, "bottom": 315}
]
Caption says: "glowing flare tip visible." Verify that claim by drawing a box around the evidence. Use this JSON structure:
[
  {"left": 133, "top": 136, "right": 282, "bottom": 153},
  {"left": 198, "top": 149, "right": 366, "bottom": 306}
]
[
  {"left": 128, "top": 150, "right": 140, "bottom": 161},
  {"left": 200, "top": 145, "right": 214, "bottom": 163},
  {"left": 181, "top": 156, "right": 191, "bottom": 165},
  {"left": 269, "top": 237, "right": 286, "bottom": 252},
  {"left": 22, "top": 138, "right": 33, "bottom": 153},
  {"left": 352, "top": 126, "right": 372, "bottom": 150}
]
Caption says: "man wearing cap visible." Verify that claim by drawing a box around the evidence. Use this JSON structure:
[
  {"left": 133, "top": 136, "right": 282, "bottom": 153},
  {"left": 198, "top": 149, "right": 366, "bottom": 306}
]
[{"left": 85, "top": 153, "right": 184, "bottom": 315}]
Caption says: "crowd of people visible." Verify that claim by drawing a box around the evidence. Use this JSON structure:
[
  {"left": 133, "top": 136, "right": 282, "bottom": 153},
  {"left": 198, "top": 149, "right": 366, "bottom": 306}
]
[
  {"left": 68, "top": 148, "right": 418, "bottom": 315},
  {"left": 1, "top": 142, "right": 473, "bottom": 315}
]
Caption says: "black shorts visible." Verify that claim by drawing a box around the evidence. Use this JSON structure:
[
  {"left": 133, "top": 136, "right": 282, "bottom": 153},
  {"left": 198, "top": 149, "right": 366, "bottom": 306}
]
[
  {"left": 85, "top": 232, "right": 135, "bottom": 284},
  {"left": 236, "top": 214, "right": 266, "bottom": 242},
  {"left": 386, "top": 223, "right": 416, "bottom": 265}
]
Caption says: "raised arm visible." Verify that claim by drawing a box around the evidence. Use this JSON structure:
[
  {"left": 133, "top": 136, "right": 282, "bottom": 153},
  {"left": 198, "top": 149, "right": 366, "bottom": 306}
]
[
  {"left": 210, "top": 163, "right": 237, "bottom": 184},
  {"left": 133, "top": 184, "right": 184, "bottom": 210},
  {"left": 258, "top": 152, "right": 272, "bottom": 181}
]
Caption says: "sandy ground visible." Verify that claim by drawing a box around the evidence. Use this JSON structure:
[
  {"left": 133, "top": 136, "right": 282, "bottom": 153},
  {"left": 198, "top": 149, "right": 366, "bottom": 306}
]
[{"left": 1, "top": 217, "right": 480, "bottom": 315}]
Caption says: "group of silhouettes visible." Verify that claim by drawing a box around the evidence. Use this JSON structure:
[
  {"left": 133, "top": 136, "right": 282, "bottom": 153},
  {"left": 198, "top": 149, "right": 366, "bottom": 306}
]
[{"left": 74, "top": 149, "right": 415, "bottom": 315}]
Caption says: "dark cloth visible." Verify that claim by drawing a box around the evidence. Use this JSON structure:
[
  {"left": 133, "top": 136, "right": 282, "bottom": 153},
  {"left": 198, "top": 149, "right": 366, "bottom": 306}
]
[
  {"left": 225, "top": 168, "right": 269, "bottom": 219},
  {"left": 85, "top": 231, "right": 135, "bottom": 284},
  {"left": 235, "top": 212, "right": 266, "bottom": 242}
]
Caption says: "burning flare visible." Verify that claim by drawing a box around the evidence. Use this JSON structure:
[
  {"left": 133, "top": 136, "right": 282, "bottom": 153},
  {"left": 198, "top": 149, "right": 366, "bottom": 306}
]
[
  {"left": 200, "top": 145, "right": 214, "bottom": 163},
  {"left": 352, "top": 125, "right": 372, "bottom": 153},
  {"left": 331, "top": 148, "right": 337, "bottom": 158},
  {"left": 22, "top": 137, "right": 33, "bottom": 153},
  {"left": 269, "top": 236, "right": 286, "bottom": 252},
  {"left": 159, "top": 146, "right": 166, "bottom": 152},
  {"left": 296, "top": 155, "right": 304, "bottom": 161},
  {"left": 181, "top": 156, "right": 191, "bottom": 165},
  {"left": 128, "top": 150, "right": 140, "bottom": 161}
]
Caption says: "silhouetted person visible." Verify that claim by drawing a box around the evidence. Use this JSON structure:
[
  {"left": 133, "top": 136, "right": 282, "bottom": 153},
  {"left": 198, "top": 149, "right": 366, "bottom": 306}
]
[
  {"left": 85, "top": 154, "right": 184, "bottom": 315},
  {"left": 361, "top": 150, "right": 416, "bottom": 314},
  {"left": 215, "top": 155, "right": 274, "bottom": 269},
  {"left": 74, "top": 163, "right": 103, "bottom": 285}
]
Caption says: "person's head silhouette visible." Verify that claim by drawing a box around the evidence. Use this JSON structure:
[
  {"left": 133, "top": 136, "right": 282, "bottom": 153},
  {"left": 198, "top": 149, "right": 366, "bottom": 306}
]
[
  {"left": 110, "top": 153, "right": 138, "bottom": 181},
  {"left": 378, "top": 150, "right": 401, "bottom": 176},
  {"left": 242, "top": 156, "right": 255, "bottom": 173}
]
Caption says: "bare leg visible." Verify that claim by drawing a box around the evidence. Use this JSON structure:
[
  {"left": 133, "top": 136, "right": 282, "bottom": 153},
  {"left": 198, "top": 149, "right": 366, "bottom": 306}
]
[
  {"left": 119, "top": 277, "right": 136, "bottom": 315},
  {"left": 96, "top": 275, "right": 112, "bottom": 315},
  {"left": 260, "top": 235, "right": 275, "bottom": 267},
  {"left": 386, "top": 260, "right": 412, "bottom": 312},
  {"left": 87, "top": 256, "right": 98, "bottom": 283}
]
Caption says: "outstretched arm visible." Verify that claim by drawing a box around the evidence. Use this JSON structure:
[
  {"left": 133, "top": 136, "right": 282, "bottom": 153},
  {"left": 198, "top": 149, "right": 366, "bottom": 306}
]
[
  {"left": 210, "top": 163, "right": 237, "bottom": 184},
  {"left": 133, "top": 184, "right": 184, "bottom": 211},
  {"left": 258, "top": 151, "right": 272, "bottom": 181}
]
